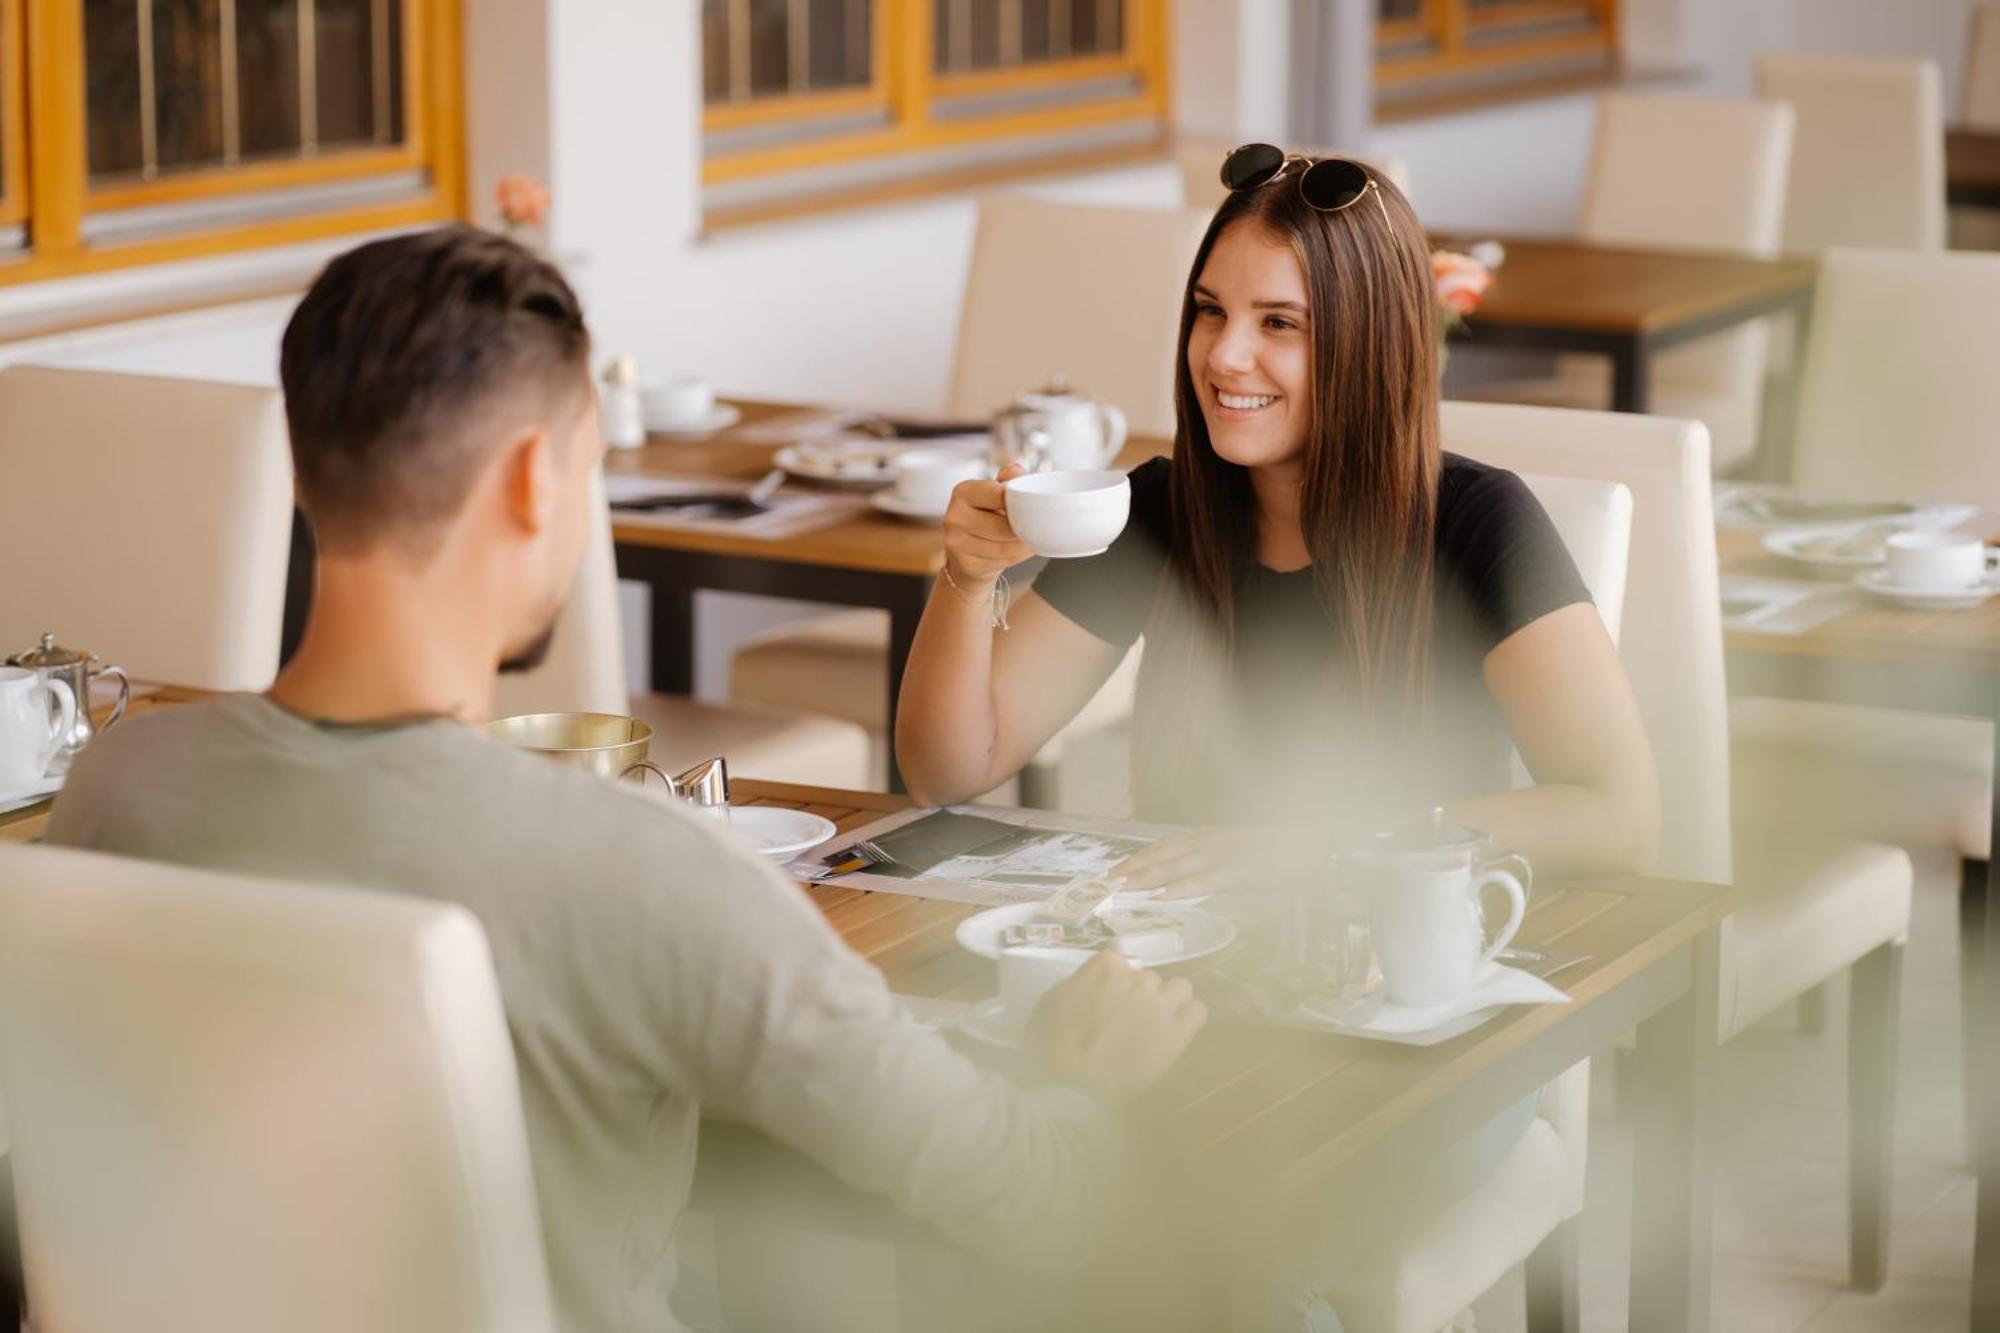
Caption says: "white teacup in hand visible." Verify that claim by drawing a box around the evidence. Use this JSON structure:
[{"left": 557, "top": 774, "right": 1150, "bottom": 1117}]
[{"left": 1003, "top": 470, "right": 1131, "bottom": 558}]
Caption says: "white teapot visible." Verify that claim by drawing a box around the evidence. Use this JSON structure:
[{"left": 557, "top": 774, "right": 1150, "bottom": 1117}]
[{"left": 990, "top": 377, "right": 1127, "bottom": 473}]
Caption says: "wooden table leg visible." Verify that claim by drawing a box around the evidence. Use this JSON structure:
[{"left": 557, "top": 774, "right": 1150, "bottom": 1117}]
[
  {"left": 1609, "top": 335, "right": 1653, "bottom": 414},
  {"left": 1629, "top": 926, "right": 1720, "bottom": 1333},
  {"left": 1972, "top": 713, "right": 2000, "bottom": 1329}
]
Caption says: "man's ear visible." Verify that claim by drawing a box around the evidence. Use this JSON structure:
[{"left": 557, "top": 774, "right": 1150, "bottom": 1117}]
[{"left": 498, "top": 426, "right": 555, "bottom": 537}]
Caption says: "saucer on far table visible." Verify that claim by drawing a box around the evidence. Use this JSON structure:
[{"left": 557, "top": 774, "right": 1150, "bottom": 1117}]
[
  {"left": 1854, "top": 568, "right": 2000, "bottom": 612},
  {"left": 724, "top": 805, "right": 838, "bottom": 860},
  {"left": 646, "top": 403, "right": 742, "bottom": 437}
]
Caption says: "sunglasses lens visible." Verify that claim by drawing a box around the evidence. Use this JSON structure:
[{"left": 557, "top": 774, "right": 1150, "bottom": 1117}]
[
  {"left": 1300, "top": 158, "right": 1371, "bottom": 211},
  {"left": 1221, "top": 142, "right": 1287, "bottom": 192}
]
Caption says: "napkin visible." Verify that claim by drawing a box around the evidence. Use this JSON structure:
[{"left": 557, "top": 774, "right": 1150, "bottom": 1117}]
[{"left": 1295, "top": 961, "right": 1569, "bottom": 1037}]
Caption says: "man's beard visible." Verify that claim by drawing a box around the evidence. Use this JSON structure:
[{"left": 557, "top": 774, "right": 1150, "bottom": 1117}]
[{"left": 499, "top": 617, "right": 560, "bottom": 675}]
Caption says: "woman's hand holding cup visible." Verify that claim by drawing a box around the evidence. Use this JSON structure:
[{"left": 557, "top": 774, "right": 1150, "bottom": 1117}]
[{"left": 940, "top": 462, "right": 1034, "bottom": 592}]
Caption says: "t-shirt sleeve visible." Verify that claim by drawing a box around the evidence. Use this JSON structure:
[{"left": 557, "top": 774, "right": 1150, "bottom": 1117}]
[
  {"left": 1027, "top": 457, "right": 1172, "bottom": 650},
  {"left": 616, "top": 812, "right": 1120, "bottom": 1270},
  {"left": 1440, "top": 459, "right": 1595, "bottom": 655}
]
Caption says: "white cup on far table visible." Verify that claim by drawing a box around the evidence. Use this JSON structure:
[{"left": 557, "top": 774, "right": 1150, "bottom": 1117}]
[
  {"left": 1883, "top": 530, "right": 1997, "bottom": 591},
  {"left": 892, "top": 448, "right": 988, "bottom": 512},
  {"left": 642, "top": 376, "right": 716, "bottom": 428},
  {"left": 1003, "top": 470, "right": 1131, "bottom": 558},
  {"left": 995, "top": 945, "right": 1093, "bottom": 1032}
]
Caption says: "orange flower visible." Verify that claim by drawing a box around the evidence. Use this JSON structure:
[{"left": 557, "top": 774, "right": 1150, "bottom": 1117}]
[
  {"left": 1431, "top": 249, "right": 1492, "bottom": 319},
  {"left": 496, "top": 174, "right": 550, "bottom": 229}
]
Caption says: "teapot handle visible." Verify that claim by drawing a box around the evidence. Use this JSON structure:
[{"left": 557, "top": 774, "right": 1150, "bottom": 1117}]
[
  {"left": 41, "top": 678, "right": 76, "bottom": 772},
  {"left": 94, "top": 665, "right": 131, "bottom": 732},
  {"left": 1096, "top": 403, "right": 1127, "bottom": 466}
]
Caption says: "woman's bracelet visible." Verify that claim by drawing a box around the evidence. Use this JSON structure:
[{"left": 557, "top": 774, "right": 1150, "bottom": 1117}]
[{"left": 940, "top": 560, "right": 1012, "bottom": 631}]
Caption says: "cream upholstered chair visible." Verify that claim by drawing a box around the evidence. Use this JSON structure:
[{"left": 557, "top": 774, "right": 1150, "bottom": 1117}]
[
  {"left": 1756, "top": 54, "right": 1946, "bottom": 254},
  {"left": 492, "top": 469, "right": 872, "bottom": 788},
  {"left": 1324, "top": 472, "right": 1628, "bottom": 1333},
  {"left": 1730, "top": 249, "right": 2000, "bottom": 866},
  {"left": 0, "top": 842, "right": 556, "bottom": 1333},
  {"left": 732, "top": 196, "right": 1208, "bottom": 801},
  {"left": 1467, "top": 92, "right": 1794, "bottom": 473},
  {"left": 1174, "top": 137, "right": 1413, "bottom": 213},
  {"left": 0, "top": 365, "right": 294, "bottom": 690},
  {"left": 1448, "top": 401, "right": 1913, "bottom": 1290}
]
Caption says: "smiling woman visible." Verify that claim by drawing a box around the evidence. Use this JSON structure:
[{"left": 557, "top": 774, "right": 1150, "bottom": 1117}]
[{"left": 894, "top": 150, "right": 1660, "bottom": 885}]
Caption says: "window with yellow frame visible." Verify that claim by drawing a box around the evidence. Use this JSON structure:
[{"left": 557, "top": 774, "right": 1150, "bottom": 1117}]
[
  {"left": 701, "top": 0, "right": 1171, "bottom": 211},
  {"left": 1376, "top": 0, "right": 1619, "bottom": 104},
  {"left": 0, "top": 0, "right": 464, "bottom": 289}
]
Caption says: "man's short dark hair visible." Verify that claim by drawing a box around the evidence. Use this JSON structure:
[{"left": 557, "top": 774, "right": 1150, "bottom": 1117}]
[{"left": 280, "top": 226, "right": 591, "bottom": 554}]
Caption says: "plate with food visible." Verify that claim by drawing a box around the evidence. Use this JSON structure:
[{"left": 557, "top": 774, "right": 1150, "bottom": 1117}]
[
  {"left": 1762, "top": 525, "right": 1892, "bottom": 573},
  {"left": 954, "top": 900, "right": 1235, "bottom": 969}
]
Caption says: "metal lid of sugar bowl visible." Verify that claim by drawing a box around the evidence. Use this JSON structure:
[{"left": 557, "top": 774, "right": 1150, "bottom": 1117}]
[{"left": 8, "top": 632, "right": 92, "bottom": 670}]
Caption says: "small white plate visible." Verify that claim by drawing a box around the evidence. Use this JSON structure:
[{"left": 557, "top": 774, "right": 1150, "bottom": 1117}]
[
  {"left": 646, "top": 404, "right": 742, "bottom": 437},
  {"left": 871, "top": 491, "right": 949, "bottom": 523},
  {"left": 954, "top": 901, "right": 1235, "bottom": 969},
  {"left": 774, "top": 441, "right": 902, "bottom": 486},
  {"left": 1762, "top": 526, "right": 1889, "bottom": 572},
  {"left": 1854, "top": 568, "right": 2000, "bottom": 612},
  {"left": 724, "top": 806, "right": 838, "bottom": 860}
]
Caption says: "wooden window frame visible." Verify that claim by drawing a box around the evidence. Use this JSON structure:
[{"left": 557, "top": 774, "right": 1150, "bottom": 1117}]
[
  {"left": 0, "top": 0, "right": 25, "bottom": 229},
  {"left": 1376, "top": 0, "right": 1618, "bottom": 93},
  {"left": 702, "top": 0, "right": 1170, "bottom": 189},
  {"left": 3, "top": 0, "right": 464, "bottom": 289}
]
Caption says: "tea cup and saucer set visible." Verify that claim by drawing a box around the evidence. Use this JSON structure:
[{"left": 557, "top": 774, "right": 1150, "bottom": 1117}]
[{"left": 1853, "top": 531, "right": 2000, "bottom": 611}]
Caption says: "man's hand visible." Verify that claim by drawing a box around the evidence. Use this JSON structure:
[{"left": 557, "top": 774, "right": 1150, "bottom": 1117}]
[{"left": 1023, "top": 951, "right": 1206, "bottom": 1104}]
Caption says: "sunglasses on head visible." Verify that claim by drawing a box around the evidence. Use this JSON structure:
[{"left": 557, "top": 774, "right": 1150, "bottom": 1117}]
[{"left": 1219, "top": 143, "right": 1390, "bottom": 226}]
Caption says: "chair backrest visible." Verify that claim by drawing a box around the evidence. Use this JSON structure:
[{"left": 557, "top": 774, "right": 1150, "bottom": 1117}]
[
  {"left": 1756, "top": 54, "right": 1947, "bottom": 252},
  {"left": 0, "top": 842, "right": 555, "bottom": 1333},
  {"left": 1174, "top": 137, "right": 1414, "bottom": 213},
  {"left": 490, "top": 467, "right": 629, "bottom": 718},
  {"left": 1965, "top": 4, "right": 2000, "bottom": 129},
  {"left": 1443, "top": 402, "right": 1730, "bottom": 884},
  {"left": 1789, "top": 248, "right": 2000, "bottom": 507},
  {"left": 1515, "top": 474, "right": 1633, "bottom": 644},
  {"left": 1581, "top": 92, "right": 1793, "bottom": 257},
  {"left": 949, "top": 194, "right": 1211, "bottom": 439},
  {"left": 0, "top": 365, "right": 294, "bottom": 691}
]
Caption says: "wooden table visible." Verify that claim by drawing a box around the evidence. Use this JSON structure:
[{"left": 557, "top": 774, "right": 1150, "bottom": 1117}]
[
  {"left": 1437, "top": 234, "right": 1818, "bottom": 418},
  {"left": 711, "top": 780, "right": 1735, "bottom": 1331},
  {"left": 1719, "top": 521, "right": 2000, "bottom": 1330},
  {"left": 1949, "top": 126, "right": 2000, "bottom": 209},
  {"left": 605, "top": 403, "right": 1168, "bottom": 791}
]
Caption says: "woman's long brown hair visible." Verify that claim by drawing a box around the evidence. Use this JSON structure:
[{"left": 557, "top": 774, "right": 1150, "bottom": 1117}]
[{"left": 1167, "top": 161, "right": 1442, "bottom": 728}]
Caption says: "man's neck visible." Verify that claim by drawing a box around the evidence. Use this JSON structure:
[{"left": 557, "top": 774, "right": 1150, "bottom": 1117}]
[{"left": 268, "top": 556, "right": 501, "bottom": 725}]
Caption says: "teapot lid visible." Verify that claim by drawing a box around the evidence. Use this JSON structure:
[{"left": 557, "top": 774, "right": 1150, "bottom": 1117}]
[
  {"left": 8, "top": 632, "right": 91, "bottom": 670},
  {"left": 1025, "top": 374, "right": 1082, "bottom": 399},
  {"left": 1361, "top": 806, "right": 1493, "bottom": 858}
]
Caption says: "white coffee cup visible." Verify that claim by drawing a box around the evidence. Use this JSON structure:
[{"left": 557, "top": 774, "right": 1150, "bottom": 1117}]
[
  {"left": 1884, "top": 530, "right": 1996, "bottom": 591},
  {"left": 0, "top": 667, "right": 75, "bottom": 790},
  {"left": 996, "top": 944, "right": 1093, "bottom": 1031},
  {"left": 642, "top": 376, "right": 715, "bottom": 427},
  {"left": 1368, "top": 863, "right": 1526, "bottom": 1009},
  {"left": 892, "top": 448, "right": 988, "bottom": 512},
  {"left": 1003, "top": 470, "right": 1130, "bottom": 558}
]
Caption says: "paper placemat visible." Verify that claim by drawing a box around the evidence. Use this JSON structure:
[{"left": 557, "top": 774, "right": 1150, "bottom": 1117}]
[{"left": 605, "top": 474, "right": 868, "bottom": 540}]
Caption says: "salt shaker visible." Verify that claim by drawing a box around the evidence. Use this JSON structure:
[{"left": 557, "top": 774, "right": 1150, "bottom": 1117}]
[{"left": 599, "top": 354, "right": 646, "bottom": 449}]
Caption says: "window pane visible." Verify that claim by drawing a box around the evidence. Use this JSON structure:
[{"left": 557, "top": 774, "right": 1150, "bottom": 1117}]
[
  {"left": 154, "top": 0, "right": 226, "bottom": 172},
  {"left": 317, "top": 0, "right": 401, "bottom": 147},
  {"left": 702, "top": 0, "right": 731, "bottom": 102},
  {"left": 1020, "top": 0, "right": 1052, "bottom": 62},
  {"left": 236, "top": 0, "right": 301, "bottom": 158},
  {"left": 84, "top": 0, "right": 145, "bottom": 177},
  {"left": 1379, "top": 0, "right": 1424, "bottom": 17},
  {"left": 749, "top": 0, "right": 786, "bottom": 96},
  {"left": 806, "top": 0, "right": 870, "bottom": 90}
]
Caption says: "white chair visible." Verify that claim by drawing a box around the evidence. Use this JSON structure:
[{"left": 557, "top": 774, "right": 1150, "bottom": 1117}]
[
  {"left": 0, "top": 365, "right": 294, "bottom": 690},
  {"left": 0, "top": 841, "right": 555, "bottom": 1333},
  {"left": 492, "top": 469, "right": 873, "bottom": 788},
  {"left": 1446, "top": 400, "right": 1913, "bottom": 1292},
  {"left": 1756, "top": 55, "right": 1947, "bottom": 253},
  {"left": 1324, "top": 471, "right": 1629, "bottom": 1333},
  {"left": 1174, "top": 137, "right": 1413, "bottom": 213},
  {"left": 1466, "top": 92, "right": 1795, "bottom": 473},
  {"left": 732, "top": 196, "right": 1208, "bottom": 802}
]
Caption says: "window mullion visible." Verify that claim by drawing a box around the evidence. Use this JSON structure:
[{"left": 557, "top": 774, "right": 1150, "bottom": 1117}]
[
  {"left": 220, "top": 0, "right": 240, "bottom": 166},
  {"left": 137, "top": 0, "right": 158, "bottom": 179},
  {"left": 298, "top": 0, "right": 318, "bottom": 153},
  {"left": 371, "top": 0, "right": 390, "bottom": 141},
  {"left": 24, "top": 0, "right": 83, "bottom": 256}
]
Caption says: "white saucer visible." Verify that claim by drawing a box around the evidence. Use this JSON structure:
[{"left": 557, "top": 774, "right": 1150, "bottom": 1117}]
[
  {"left": 1853, "top": 569, "right": 2000, "bottom": 612},
  {"left": 954, "top": 901, "right": 1235, "bottom": 968},
  {"left": 724, "top": 806, "right": 838, "bottom": 860},
  {"left": 774, "top": 441, "right": 901, "bottom": 487},
  {"left": 1762, "top": 526, "right": 1888, "bottom": 573},
  {"left": 954, "top": 997, "right": 1026, "bottom": 1048},
  {"left": 646, "top": 404, "right": 742, "bottom": 437},
  {"left": 870, "top": 491, "right": 949, "bottom": 523}
]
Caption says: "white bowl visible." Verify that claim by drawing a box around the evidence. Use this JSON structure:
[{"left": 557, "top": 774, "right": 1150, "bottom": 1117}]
[{"left": 1004, "top": 470, "right": 1130, "bottom": 558}]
